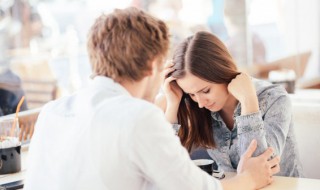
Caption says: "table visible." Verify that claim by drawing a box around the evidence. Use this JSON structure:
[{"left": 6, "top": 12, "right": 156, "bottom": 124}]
[
  {"left": 1, "top": 150, "right": 320, "bottom": 189},
  {"left": 224, "top": 172, "right": 320, "bottom": 190}
]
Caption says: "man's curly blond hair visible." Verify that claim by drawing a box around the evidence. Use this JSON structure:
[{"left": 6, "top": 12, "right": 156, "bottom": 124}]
[{"left": 87, "top": 7, "right": 170, "bottom": 82}]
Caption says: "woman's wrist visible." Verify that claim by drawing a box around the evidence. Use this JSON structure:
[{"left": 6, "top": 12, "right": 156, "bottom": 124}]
[
  {"left": 165, "top": 103, "right": 180, "bottom": 123},
  {"left": 165, "top": 112, "right": 178, "bottom": 123},
  {"left": 166, "top": 101, "right": 180, "bottom": 110},
  {"left": 240, "top": 95, "right": 259, "bottom": 115}
]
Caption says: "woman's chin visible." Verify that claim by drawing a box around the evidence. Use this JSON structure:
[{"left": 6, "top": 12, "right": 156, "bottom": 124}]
[
  {"left": 208, "top": 108, "right": 219, "bottom": 112},
  {"left": 206, "top": 104, "right": 221, "bottom": 112}
]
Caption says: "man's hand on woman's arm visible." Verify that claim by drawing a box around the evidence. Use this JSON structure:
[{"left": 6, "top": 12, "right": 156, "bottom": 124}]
[{"left": 221, "top": 140, "right": 280, "bottom": 190}]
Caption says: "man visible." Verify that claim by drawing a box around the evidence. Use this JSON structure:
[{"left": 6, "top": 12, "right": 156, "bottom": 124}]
[{"left": 24, "top": 7, "right": 279, "bottom": 190}]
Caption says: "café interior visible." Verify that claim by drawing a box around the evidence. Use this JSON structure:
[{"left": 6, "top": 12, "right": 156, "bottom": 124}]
[{"left": 0, "top": 0, "right": 319, "bottom": 189}]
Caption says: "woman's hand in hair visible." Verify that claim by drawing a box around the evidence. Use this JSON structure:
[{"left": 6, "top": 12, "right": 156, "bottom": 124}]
[
  {"left": 227, "top": 73, "right": 259, "bottom": 115},
  {"left": 162, "top": 61, "right": 183, "bottom": 106},
  {"left": 160, "top": 61, "right": 183, "bottom": 123}
]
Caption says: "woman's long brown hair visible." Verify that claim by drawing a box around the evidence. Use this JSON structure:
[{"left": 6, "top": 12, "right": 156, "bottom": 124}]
[{"left": 171, "top": 31, "right": 240, "bottom": 152}]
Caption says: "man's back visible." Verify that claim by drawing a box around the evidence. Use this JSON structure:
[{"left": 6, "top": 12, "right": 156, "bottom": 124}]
[{"left": 24, "top": 77, "right": 166, "bottom": 189}]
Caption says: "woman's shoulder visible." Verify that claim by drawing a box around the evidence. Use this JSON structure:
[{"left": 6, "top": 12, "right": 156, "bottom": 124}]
[
  {"left": 253, "top": 78, "right": 288, "bottom": 98},
  {"left": 252, "top": 78, "right": 291, "bottom": 111}
]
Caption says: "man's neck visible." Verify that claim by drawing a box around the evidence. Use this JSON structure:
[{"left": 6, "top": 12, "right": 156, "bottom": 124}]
[{"left": 120, "top": 78, "right": 147, "bottom": 99}]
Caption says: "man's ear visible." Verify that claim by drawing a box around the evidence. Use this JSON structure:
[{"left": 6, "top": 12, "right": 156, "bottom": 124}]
[{"left": 148, "top": 57, "right": 163, "bottom": 76}]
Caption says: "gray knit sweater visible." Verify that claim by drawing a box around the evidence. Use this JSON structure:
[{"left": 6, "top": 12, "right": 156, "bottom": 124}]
[{"left": 207, "top": 79, "right": 303, "bottom": 177}]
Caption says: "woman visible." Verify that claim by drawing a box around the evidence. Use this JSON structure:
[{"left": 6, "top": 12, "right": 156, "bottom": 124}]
[{"left": 156, "top": 31, "right": 303, "bottom": 177}]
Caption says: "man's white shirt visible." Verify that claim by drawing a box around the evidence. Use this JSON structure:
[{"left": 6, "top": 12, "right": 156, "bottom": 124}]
[{"left": 24, "top": 76, "right": 222, "bottom": 190}]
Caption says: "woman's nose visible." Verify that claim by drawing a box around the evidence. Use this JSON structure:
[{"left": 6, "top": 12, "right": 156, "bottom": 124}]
[{"left": 195, "top": 95, "right": 206, "bottom": 108}]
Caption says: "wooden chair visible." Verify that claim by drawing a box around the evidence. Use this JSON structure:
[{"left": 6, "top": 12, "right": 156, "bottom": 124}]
[
  {"left": 21, "top": 79, "right": 58, "bottom": 109},
  {"left": 248, "top": 51, "right": 311, "bottom": 79},
  {"left": 9, "top": 53, "right": 58, "bottom": 109}
]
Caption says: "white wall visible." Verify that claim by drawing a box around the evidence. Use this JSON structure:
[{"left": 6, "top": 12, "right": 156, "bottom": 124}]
[{"left": 281, "top": 0, "right": 320, "bottom": 79}]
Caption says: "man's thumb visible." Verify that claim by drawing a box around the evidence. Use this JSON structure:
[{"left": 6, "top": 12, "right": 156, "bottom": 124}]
[{"left": 243, "top": 139, "right": 257, "bottom": 158}]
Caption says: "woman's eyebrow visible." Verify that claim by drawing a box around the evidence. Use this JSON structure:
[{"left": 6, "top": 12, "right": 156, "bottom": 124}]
[{"left": 186, "top": 86, "right": 209, "bottom": 94}]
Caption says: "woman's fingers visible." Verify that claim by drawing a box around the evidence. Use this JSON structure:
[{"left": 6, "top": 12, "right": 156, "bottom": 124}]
[
  {"left": 164, "top": 76, "right": 177, "bottom": 86},
  {"left": 164, "top": 59, "right": 174, "bottom": 69},
  {"left": 162, "top": 59, "right": 175, "bottom": 78},
  {"left": 163, "top": 67, "right": 175, "bottom": 78},
  {"left": 164, "top": 76, "right": 182, "bottom": 96}
]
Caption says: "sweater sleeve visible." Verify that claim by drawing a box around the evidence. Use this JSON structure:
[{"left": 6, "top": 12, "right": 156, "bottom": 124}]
[{"left": 236, "top": 95, "right": 292, "bottom": 157}]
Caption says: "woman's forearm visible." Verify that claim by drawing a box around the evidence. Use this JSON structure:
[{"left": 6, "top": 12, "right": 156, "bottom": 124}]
[
  {"left": 240, "top": 95, "right": 259, "bottom": 115},
  {"left": 165, "top": 103, "right": 180, "bottom": 123},
  {"left": 237, "top": 111, "right": 268, "bottom": 157}
]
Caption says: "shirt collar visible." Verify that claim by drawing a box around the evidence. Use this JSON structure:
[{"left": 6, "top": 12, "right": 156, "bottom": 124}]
[{"left": 91, "top": 76, "right": 132, "bottom": 97}]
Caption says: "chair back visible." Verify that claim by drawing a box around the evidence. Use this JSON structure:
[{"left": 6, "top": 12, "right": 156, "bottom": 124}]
[
  {"left": 10, "top": 54, "right": 58, "bottom": 109},
  {"left": 21, "top": 79, "right": 58, "bottom": 109},
  {"left": 292, "top": 102, "right": 320, "bottom": 179}
]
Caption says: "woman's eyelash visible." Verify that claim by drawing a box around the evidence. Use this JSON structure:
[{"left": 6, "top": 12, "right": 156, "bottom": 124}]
[
  {"left": 189, "top": 89, "right": 210, "bottom": 96},
  {"left": 203, "top": 89, "right": 210, "bottom": 94}
]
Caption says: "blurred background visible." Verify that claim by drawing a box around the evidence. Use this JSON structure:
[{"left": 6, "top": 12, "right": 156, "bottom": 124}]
[{"left": 0, "top": 0, "right": 319, "bottom": 112}]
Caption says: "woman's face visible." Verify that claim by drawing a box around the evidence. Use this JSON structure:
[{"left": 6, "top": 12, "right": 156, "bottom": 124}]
[{"left": 176, "top": 72, "right": 230, "bottom": 112}]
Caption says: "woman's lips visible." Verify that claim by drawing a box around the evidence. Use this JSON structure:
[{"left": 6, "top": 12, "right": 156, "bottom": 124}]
[{"left": 206, "top": 102, "right": 216, "bottom": 109}]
